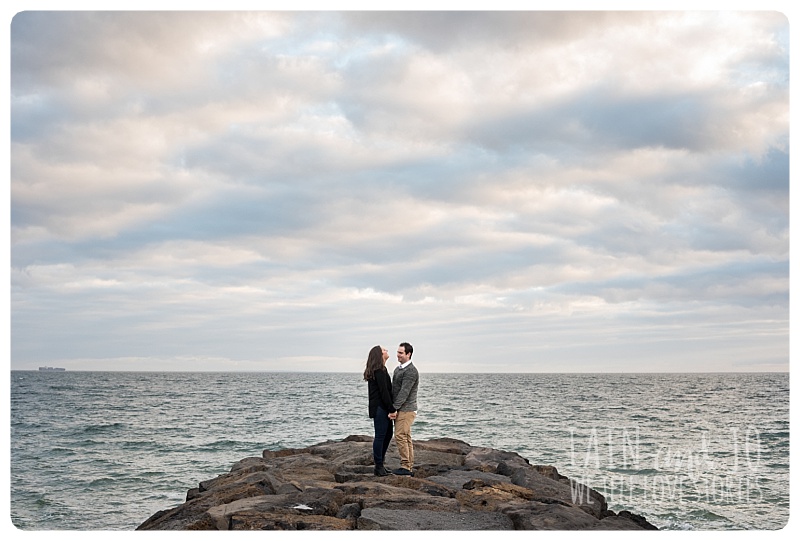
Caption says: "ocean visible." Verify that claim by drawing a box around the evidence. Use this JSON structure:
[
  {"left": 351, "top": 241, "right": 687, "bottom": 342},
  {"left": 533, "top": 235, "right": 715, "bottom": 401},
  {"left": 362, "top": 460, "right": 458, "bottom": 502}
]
[{"left": 9, "top": 371, "right": 789, "bottom": 531}]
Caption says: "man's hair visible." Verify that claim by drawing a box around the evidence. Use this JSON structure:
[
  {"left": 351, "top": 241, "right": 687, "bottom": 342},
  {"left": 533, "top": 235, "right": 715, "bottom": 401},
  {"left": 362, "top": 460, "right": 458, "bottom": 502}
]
[{"left": 399, "top": 342, "right": 413, "bottom": 358}]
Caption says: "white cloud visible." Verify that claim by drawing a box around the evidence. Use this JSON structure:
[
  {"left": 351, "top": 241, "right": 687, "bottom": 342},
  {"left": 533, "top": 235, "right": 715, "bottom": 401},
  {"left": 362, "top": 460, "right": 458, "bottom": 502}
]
[{"left": 9, "top": 11, "right": 789, "bottom": 372}]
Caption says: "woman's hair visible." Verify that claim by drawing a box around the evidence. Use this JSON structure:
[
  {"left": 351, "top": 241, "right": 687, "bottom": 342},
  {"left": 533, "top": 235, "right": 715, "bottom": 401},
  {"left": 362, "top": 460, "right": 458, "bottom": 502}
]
[{"left": 363, "top": 345, "right": 385, "bottom": 381}]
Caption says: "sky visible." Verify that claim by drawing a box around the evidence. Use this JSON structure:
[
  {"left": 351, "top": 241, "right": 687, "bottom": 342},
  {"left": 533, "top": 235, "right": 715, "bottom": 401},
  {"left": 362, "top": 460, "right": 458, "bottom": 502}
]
[{"left": 6, "top": 6, "right": 792, "bottom": 373}]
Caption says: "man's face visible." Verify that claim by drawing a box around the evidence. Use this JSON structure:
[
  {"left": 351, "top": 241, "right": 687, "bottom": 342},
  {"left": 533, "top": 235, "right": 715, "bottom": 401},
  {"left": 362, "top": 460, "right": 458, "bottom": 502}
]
[{"left": 397, "top": 346, "right": 410, "bottom": 364}]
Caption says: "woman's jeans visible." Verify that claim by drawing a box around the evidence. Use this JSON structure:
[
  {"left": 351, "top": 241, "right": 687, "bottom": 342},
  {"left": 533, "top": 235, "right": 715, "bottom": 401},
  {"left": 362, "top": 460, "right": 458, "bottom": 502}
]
[{"left": 372, "top": 406, "right": 393, "bottom": 466}]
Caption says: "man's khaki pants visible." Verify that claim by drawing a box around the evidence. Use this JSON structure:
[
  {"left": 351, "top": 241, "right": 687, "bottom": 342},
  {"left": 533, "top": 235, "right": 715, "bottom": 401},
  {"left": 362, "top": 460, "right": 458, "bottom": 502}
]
[{"left": 394, "top": 411, "right": 416, "bottom": 470}]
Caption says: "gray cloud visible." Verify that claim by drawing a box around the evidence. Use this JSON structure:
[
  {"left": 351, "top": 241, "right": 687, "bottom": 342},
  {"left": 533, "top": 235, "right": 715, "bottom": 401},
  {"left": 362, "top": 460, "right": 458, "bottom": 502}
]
[{"left": 9, "top": 11, "right": 789, "bottom": 372}]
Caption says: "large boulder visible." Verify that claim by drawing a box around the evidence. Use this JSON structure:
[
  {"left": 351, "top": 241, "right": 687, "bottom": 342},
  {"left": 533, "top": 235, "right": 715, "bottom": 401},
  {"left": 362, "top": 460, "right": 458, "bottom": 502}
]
[{"left": 137, "top": 436, "right": 657, "bottom": 531}]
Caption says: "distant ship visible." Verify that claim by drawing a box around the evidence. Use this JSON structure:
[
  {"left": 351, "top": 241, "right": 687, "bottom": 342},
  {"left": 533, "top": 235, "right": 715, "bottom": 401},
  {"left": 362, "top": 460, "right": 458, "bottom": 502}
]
[{"left": 38, "top": 366, "right": 66, "bottom": 371}]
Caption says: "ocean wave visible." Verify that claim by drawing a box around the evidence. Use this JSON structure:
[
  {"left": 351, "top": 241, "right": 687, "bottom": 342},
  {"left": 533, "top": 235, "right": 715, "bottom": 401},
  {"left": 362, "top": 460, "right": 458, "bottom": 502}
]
[
  {"left": 11, "top": 371, "right": 789, "bottom": 531},
  {"left": 121, "top": 440, "right": 164, "bottom": 451},
  {"left": 83, "top": 422, "right": 127, "bottom": 433},
  {"left": 66, "top": 422, "right": 126, "bottom": 437},
  {"left": 88, "top": 477, "right": 120, "bottom": 488},
  {"left": 49, "top": 447, "right": 78, "bottom": 456},
  {"left": 605, "top": 467, "right": 662, "bottom": 475},
  {"left": 34, "top": 495, "right": 53, "bottom": 507},
  {"left": 759, "top": 431, "right": 789, "bottom": 441},
  {"left": 656, "top": 516, "right": 697, "bottom": 531},
  {"left": 72, "top": 438, "right": 105, "bottom": 447},
  {"left": 187, "top": 439, "right": 262, "bottom": 452},
  {"left": 46, "top": 385, "right": 76, "bottom": 392},
  {"left": 687, "top": 508, "right": 734, "bottom": 524}
]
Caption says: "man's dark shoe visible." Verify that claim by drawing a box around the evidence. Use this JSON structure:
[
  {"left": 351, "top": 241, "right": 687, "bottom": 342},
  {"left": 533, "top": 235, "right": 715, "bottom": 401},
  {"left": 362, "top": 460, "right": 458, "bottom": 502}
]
[
  {"left": 392, "top": 468, "right": 413, "bottom": 476},
  {"left": 374, "top": 465, "right": 389, "bottom": 477}
]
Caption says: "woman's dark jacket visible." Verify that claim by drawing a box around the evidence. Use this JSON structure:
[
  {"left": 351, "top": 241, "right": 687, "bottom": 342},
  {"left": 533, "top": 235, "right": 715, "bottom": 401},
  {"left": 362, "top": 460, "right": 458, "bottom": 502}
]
[{"left": 368, "top": 368, "right": 396, "bottom": 418}]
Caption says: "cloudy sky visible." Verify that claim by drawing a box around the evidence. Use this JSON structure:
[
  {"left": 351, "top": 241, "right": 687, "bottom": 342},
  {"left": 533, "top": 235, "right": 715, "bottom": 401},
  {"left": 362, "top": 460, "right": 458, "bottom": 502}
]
[{"left": 7, "top": 8, "right": 790, "bottom": 373}]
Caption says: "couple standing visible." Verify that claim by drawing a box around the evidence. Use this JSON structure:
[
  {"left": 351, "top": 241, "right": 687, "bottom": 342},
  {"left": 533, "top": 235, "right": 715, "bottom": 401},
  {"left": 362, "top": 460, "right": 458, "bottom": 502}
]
[{"left": 363, "top": 342, "right": 419, "bottom": 477}]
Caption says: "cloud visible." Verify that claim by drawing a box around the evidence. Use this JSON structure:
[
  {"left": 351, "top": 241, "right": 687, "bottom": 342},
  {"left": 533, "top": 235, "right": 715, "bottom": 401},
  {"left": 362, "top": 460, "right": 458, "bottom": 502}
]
[{"left": 9, "top": 11, "right": 789, "bottom": 372}]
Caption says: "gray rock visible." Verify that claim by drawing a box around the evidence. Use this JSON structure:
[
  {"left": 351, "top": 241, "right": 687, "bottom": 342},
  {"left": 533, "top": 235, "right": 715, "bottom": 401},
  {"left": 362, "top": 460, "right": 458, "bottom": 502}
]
[
  {"left": 464, "top": 446, "right": 530, "bottom": 472},
  {"left": 590, "top": 514, "right": 658, "bottom": 530},
  {"left": 425, "top": 469, "right": 512, "bottom": 492},
  {"left": 137, "top": 435, "right": 658, "bottom": 531},
  {"left": 503, "top": 500, "right": 602, "bottom": 530},
  {"left": 358, "top": 508, "right": 514, "bottom": 530},
  {"left": 229, "top": 456, "right": 270, "bottom": 474},
  {"left": 508, "top": 465, "right": 608, "bottom": 519},
  {"left": 336, "top": 502, "right": 362, "bottom": 520}
]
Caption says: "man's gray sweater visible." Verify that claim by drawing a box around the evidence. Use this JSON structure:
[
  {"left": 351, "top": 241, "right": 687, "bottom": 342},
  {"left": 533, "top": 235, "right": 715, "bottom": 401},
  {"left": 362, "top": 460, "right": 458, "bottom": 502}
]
[{"left": 392, "top": 362, "right": 419, "bottom": 412}]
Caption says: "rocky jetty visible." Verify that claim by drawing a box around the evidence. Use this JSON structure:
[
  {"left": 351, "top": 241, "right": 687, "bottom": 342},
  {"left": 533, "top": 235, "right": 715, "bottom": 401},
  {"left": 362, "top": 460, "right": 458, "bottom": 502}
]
[{"left": 137, "top": 435, "right": 658, "bottom": 531}]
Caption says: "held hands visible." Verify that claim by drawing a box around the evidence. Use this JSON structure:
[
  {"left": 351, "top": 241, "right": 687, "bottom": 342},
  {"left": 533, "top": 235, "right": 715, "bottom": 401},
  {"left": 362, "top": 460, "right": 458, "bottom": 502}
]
[{"left": 388, "top": 412, "right": 398, "bottom": 420}]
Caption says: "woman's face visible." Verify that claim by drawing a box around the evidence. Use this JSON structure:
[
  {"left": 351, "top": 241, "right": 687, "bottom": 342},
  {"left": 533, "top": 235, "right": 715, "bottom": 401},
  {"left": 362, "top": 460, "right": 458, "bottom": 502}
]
[{"left": 381, "top": 347, "right": 389, "bottom": 364}]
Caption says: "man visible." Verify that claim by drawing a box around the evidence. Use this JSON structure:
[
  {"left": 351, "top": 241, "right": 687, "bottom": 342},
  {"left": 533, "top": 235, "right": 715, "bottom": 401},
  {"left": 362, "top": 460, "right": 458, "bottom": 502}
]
[{"left": 388, "top": 342, "right": 418, "bottom": 476}]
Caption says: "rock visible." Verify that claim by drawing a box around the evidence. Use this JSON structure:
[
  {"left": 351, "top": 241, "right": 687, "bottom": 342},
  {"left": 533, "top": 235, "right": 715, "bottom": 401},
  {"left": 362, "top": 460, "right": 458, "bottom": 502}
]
[
  {"left": 358, "top": 508, "right": 515, "bottom": 530},
  {"left": 506, "top": 463, "right": 609, "bottom": 519},
  {"left": 137, "top": 436, "right": 658, "bottom": 531},
  {"left": 614, "top": 510, "right": 660, "bottom": 530},
  {"left": 425, "top": 469, "right": 512, "bottom": 492},
  {"left": 503, "top": 500, "right": 605, "bottom": 530},
  {"left": 336, "top": 502, "right": 362, "bottom": 520},
  {"left": 464, "top": 446, "right": 530, "bottom": 472}
]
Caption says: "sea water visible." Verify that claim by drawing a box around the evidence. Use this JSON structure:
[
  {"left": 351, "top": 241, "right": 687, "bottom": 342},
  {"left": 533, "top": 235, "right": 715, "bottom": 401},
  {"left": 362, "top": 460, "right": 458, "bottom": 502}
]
[{"left": 9, "top": 371, "right": 789, "bottom": 530}]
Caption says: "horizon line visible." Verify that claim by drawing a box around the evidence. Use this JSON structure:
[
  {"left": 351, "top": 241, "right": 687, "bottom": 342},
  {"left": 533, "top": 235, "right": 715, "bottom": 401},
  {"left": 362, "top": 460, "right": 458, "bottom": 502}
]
[{"left": 9, "top": 369, "right": 789, "bottom": 375}]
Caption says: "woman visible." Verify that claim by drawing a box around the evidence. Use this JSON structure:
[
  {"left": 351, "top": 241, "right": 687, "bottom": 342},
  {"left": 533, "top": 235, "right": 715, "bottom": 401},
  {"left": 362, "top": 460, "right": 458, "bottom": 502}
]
[{"left": 364, "top": 345, "right": 395, "bottom": 476}]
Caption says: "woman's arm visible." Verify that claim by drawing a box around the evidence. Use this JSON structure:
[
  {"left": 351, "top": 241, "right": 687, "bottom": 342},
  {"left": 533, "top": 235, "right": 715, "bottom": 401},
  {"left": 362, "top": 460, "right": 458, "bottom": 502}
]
[{"left": 378, "top": 370, "right": 396, "bottom": 413}]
